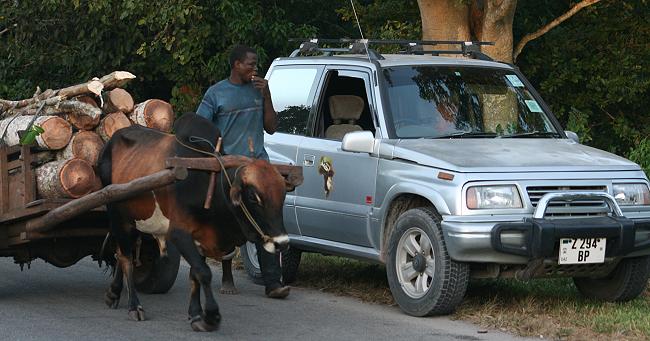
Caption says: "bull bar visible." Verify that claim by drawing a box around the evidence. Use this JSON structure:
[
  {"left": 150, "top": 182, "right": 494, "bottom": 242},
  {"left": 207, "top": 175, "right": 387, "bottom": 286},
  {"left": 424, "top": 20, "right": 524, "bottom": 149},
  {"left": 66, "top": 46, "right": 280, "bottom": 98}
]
[{"left": 491, "top": 192, "right": 650, "bottom": 259}]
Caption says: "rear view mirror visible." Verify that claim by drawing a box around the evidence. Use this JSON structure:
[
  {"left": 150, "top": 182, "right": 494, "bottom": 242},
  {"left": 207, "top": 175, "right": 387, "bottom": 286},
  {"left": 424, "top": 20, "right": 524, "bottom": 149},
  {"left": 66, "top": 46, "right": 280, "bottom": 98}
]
[
  {"left": 565, "top": 131, "right": 579, "bottom": 143},
  {"left": 341, "top": 131, "right": 375, "bottom": 153}
]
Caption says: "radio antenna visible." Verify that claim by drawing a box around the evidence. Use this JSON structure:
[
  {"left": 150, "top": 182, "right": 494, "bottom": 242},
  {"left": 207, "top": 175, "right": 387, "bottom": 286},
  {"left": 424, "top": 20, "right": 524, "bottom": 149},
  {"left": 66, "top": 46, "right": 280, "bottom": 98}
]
[{"left": 349, "top": 0, "right": 372, "bottom": 63}]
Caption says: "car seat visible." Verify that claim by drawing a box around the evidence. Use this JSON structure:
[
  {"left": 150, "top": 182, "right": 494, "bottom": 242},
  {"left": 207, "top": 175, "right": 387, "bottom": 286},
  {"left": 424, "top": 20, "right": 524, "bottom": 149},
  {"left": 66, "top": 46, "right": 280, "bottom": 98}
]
[{"left": 324, "top": 95, "right": 364, "bottom": 140}]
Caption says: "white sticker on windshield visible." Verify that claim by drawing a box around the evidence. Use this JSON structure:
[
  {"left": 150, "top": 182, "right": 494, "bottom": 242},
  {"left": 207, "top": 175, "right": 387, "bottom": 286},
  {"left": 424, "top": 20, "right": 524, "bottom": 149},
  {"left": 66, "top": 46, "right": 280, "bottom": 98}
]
[
  {"left": 506, "top": 74, "right": 524, "bottom": 87},
  {"left": 525, "top": 100, "right": 543, "bottom": 113}
]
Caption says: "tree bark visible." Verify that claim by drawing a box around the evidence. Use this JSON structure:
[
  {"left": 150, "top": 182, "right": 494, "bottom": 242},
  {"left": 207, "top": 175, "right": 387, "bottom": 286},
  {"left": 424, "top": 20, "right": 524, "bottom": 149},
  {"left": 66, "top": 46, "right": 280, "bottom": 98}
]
[
  {"left": 65, "top": 98, "right": 101, "bottom": 130},
  {"left": 471, "top": 0, "right": 517, "bottom": 63},
  {"left": 131, "top": 99, "right": 175, "bottom": 132},
  {"left": 7, "top": 99, "right": 102, "bottom": 122},
  {"left": 58, "top": 131, "right": 104, "bottom": 166},
  {"left": 35, "top": 158, "right": 96, "bottom": 199},
  {"left": 418, "top": 0, "right": 471, "bottom": 44},
  {"left": 0, "top": 115, "right": 72, "bottom": 149},
  {"left": 96, "top": 111, "right": 132, "bottom": 141}
]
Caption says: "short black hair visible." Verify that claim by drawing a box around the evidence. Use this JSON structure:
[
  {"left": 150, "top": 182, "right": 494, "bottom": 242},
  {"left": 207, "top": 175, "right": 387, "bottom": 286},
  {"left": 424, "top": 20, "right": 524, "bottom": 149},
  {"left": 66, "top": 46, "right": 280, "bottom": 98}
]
[{"left": 229, "top": 45, "right": 256, "bottom": 68}]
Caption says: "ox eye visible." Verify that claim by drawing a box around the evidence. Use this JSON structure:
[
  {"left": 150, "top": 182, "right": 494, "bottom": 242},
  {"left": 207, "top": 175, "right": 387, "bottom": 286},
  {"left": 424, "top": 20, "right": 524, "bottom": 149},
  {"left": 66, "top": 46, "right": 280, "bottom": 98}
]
[{"left": 247, "top": 191, "right": 263, "bottom": 206}]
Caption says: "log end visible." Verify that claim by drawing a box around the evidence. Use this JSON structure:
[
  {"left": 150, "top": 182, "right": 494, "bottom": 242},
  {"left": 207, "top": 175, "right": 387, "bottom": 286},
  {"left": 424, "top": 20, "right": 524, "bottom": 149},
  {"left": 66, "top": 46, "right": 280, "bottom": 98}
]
[
  {"left": 39, "top": 116, "right": 73, "bottom": 150},
  {"left": 71, "top": 131, "right": 104, "bottom": 165},
  {"left": 60, "top": 159, "right": 97, "bottom": 198}
]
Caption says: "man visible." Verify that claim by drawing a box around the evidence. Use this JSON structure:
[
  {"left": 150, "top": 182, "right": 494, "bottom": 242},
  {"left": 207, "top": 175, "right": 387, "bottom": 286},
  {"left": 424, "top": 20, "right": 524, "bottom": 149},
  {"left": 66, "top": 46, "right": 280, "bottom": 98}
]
[{"left": 196, "top": 45, "right": 289, "bottom": 299}]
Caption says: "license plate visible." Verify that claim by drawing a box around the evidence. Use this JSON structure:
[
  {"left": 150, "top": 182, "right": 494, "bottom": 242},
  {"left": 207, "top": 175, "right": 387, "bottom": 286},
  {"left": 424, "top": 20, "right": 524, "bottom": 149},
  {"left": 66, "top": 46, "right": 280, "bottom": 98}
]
[{"left": 558, "top": 238, "right": 606, "bottom": 264}]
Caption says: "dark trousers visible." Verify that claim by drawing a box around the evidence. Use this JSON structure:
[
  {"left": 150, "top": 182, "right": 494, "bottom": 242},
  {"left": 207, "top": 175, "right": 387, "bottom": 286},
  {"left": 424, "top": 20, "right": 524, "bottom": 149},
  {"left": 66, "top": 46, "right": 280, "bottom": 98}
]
[{"left": 254, "top": 242, "right": 283, "bottom": 290}]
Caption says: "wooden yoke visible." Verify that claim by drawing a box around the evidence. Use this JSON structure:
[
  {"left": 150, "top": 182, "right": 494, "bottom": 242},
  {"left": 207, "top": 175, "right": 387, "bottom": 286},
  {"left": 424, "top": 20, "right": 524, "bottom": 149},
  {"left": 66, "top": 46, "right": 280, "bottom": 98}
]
[{"left": 203, "top": 138, "right": 223, "bottom": 209}]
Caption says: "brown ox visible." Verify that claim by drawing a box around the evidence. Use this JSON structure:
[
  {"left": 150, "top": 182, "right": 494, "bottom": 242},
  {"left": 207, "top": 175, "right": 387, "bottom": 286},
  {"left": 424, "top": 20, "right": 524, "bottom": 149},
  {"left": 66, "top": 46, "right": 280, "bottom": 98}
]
[{"left": 97, "top": 113, "right": 293, "bottom": 331}]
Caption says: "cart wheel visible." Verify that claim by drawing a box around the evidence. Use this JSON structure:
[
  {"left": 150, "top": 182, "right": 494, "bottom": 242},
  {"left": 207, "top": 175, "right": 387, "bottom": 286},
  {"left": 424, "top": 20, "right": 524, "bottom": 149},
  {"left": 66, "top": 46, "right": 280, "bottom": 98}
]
[{"left": 134, "top": 236, "right": 180, "bottom": 294}]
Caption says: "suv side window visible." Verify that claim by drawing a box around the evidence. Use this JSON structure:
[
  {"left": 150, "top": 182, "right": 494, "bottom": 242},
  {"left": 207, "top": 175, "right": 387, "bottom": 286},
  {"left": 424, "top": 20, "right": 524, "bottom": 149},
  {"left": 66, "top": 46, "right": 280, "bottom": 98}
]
[{"left": 268, "top": 66, "right": 322, "bottom": 135}]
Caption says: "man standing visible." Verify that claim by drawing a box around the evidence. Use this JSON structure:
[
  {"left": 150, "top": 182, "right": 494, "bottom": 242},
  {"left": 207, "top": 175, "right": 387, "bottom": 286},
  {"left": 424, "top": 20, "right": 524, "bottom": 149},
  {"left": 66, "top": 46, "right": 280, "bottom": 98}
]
[{"left": 196, "top": 45, "right": 289, "bottom": 299}]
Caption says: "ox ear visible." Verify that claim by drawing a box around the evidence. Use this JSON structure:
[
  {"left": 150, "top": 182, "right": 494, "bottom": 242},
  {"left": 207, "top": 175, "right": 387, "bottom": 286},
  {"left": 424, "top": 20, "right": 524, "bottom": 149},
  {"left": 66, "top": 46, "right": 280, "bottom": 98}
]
[
  {"left": 274, "top": 165, "right": 304, "bottom": 193},
  {"left": 229, "top": 177, "right": 243, "bottom": 206}
]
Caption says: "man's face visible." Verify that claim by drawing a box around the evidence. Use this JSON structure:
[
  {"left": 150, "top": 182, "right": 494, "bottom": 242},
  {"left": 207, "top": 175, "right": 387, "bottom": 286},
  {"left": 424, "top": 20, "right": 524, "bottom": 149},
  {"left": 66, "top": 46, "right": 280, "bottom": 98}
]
[{"left": 235, "top": 52, "right": 258, "bottom": 83}]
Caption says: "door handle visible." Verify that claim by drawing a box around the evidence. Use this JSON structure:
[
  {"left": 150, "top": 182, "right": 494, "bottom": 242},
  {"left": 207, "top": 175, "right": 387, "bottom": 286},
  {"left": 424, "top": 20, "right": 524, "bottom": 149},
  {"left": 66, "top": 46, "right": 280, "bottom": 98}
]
[{"left": 303, "top": 154, "right": 315, "bottom": 167}]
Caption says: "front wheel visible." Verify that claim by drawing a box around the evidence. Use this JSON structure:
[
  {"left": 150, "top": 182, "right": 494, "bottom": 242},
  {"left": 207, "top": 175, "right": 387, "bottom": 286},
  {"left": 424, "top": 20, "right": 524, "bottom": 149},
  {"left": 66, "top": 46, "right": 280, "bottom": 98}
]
[
  {"left": 242, "top": 241, "right": 302, "bottom": 285},
  {"left": 386, "top": 207, "right": 469, "bottom": 316},
  {"left": 573, "top": 256, "right": 650, "bottom": 302}
]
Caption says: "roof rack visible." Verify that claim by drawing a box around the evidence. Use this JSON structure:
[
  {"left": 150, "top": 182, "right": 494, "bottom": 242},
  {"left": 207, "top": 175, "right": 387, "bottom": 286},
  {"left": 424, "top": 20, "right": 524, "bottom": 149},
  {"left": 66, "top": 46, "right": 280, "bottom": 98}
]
[{"left": 288, "top": 38, "right": 495, "bottom": 61}]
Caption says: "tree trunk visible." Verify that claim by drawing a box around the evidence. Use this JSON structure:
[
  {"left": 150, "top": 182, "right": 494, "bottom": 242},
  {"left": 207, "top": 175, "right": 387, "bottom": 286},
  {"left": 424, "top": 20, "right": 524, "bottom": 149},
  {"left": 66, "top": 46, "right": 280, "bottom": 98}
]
[
  {"left": 58, "top": 131, "right": 104, "bottom": 166},
  {"left": 418, "top": 0, "right": 516, "bottom": 62},
  {"left": 131, "top": 99, "right": 175, "bottom": 132},
  {"left": 103, "top": 88, "right": 134, "bottom": 114},
  {"left": 96, "top": 111, "right": 132, "bottom": 141},
  {"left": 35, "top": 158, "right": 96, "bottom": 199},
  {"left": 418, "top": 0, "right": 471, "bottom": 47},
  {"left": 470, "top": 0, "right": 517, "bottom": 63},
  {"left": 0, "top": 115, "right": 72, "bottom": 149}
]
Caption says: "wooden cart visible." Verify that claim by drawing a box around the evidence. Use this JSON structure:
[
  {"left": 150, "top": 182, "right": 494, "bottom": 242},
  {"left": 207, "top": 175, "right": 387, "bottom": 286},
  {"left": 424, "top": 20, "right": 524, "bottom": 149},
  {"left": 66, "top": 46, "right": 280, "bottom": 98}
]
[
  {"left": 0, "top": 144, "right": 187, "bottom": 293},
  {"left": 0, "top": 144, "right": 302, "bottom": 293}
]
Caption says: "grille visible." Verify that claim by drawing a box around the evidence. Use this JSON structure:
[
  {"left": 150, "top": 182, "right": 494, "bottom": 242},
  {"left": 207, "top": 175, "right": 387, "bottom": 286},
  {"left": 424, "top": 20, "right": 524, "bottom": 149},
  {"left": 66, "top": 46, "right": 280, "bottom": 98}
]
[{"left": 526, "top": 185, "right": 609, "bottom": 217}]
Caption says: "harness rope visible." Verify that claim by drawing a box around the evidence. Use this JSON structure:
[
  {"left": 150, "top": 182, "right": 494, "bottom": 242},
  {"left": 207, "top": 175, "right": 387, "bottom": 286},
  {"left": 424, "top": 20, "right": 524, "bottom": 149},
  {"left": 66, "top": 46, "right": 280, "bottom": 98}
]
[{"left": 174, "top": 136, "right": 274, "bottom": 244}]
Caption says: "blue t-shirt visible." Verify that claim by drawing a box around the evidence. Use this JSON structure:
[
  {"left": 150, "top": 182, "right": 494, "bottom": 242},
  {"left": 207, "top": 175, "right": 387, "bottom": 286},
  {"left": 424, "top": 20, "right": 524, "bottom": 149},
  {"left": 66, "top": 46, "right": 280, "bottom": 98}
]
[{"left": 196, "top": 79, "right": 268, "bottom": 160}]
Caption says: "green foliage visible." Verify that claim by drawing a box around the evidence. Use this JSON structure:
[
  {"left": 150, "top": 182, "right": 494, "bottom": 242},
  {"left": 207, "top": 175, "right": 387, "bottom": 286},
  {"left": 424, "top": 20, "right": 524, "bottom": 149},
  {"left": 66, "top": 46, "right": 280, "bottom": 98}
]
[
  {"left": 515, "top": 0, "right": 650, "bottom": 170},
  {"left": 0, "top": 0, "right": 321, "bottom": 113}
]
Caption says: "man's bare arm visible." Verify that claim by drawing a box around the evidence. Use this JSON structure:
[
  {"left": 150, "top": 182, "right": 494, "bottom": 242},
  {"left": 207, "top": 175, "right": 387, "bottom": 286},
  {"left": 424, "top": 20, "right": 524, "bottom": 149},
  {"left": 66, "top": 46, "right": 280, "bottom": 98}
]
[{"left": 253, "top": 76, "right": 278, "bottom": 134}]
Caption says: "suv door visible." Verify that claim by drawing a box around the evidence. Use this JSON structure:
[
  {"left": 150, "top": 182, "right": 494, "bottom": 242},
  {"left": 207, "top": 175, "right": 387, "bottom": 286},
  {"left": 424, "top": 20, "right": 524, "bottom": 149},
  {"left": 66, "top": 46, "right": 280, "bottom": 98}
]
[
  {"left": 265, "top": 64, "right": 324, "bottom": 236},
  {"left": 295, "top": 67, "right": 379, "bottom": 247}
]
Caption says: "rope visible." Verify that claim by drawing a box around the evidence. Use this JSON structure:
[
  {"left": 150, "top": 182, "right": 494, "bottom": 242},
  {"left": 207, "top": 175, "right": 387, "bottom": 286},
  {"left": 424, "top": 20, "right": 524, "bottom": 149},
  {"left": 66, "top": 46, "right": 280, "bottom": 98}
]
[{"left": 174, "top": 135, "right": 273, "bottom": 244}]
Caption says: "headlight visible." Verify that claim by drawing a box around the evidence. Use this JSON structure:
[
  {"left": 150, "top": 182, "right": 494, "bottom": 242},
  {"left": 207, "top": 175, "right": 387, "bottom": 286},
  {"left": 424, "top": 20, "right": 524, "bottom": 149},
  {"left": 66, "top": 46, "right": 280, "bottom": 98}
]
[
  {"left": 613, "top": 183, "right": 650, "bottom": 206},
  {"left": 466, "top": 185, "right": 523, "bottom": 209}
]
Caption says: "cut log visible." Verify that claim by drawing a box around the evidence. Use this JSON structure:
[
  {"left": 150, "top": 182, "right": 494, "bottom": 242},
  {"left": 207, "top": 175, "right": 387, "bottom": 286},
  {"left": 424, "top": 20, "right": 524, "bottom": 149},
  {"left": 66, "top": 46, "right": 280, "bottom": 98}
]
[
  {"left": 0, "top": 115, "right": 72, "bottom": 149},
  {"left": 13, "top": 99, "right": 101, "bottom": 122},
  {"left": 58, "top": 131, "right": 104, "bottom": 166},
  {"left": 0, "top": 71, "right": 136, "bottom": 112},
  {"left": 96, "top": 111, "right": 132, "bottom": 141},
  {"left": 66, "top": 96, "right": 101, "bottom": 130},
  {"left": 131, "top": 99, "right": 174, "bottom": 132},
  {"left": 35, "top": 158, "right": 96, "bottom": 199},
  {"left": 103, "top": 88, "right": 134, "bottom": 114},
  {"left": 98, "top": 71, "right": 137, "bottom": 90}
]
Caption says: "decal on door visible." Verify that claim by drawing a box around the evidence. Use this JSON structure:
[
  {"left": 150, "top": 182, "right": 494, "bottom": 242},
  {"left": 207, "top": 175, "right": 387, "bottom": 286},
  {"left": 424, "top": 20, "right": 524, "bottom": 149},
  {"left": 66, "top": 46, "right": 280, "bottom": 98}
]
[{"left": 318, "top": 156, "right": 335, "bottom": 198}]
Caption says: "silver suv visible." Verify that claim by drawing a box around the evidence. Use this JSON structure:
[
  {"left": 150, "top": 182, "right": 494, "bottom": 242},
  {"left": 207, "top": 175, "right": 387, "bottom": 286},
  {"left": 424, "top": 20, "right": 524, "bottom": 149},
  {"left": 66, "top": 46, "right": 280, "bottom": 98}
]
[{"left": 242, "top": 40, "right": 650, "bottom": 316}]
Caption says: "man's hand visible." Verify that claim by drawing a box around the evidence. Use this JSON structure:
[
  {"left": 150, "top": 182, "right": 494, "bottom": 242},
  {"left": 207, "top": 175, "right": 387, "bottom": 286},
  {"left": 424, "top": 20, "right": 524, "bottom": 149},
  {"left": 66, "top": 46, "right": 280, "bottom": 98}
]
[{"left": 252, "top": 76, "right": 270, "bottom": 98}]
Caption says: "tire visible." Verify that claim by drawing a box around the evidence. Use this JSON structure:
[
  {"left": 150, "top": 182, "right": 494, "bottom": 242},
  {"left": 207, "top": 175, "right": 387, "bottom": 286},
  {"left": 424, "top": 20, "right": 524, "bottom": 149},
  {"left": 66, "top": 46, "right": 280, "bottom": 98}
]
[
  {"left": 134, "top": 236, "right": 181, "bottom": 294},
  {"left": 242, "top": 241, "right": 302, "bottom": 285},
  {"left": 386, "top": 207, "right": 469, "bottom": 316},
  {"left": 573, "top": 256, "right": 650, "bottom": 302},
  {"left": 242, "top": 242, "right": 264, "bottom": 285}
]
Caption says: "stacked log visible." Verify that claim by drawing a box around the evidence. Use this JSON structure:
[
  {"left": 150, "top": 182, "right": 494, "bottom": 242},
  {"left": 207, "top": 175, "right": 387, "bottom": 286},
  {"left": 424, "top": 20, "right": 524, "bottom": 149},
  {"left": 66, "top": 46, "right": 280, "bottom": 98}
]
[{"left": 0, "top": 71, "right": 177, "bottom": 199}]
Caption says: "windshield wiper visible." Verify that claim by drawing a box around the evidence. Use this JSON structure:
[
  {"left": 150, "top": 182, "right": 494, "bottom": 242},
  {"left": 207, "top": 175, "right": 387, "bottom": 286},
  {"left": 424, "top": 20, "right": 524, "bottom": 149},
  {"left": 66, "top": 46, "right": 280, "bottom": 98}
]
[
  {"left": 500, "top": 131, "right": 561, "bottom": 138},
  {"left": 434, "top": 131, "right": 498, "bottom": 139}
]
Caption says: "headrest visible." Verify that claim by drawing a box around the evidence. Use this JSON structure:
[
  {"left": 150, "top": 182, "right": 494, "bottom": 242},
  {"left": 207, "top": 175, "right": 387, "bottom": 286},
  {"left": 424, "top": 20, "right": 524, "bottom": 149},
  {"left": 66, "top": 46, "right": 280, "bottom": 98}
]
[{"left": 329, "top": 95, "right": 364, "bottom": 121}]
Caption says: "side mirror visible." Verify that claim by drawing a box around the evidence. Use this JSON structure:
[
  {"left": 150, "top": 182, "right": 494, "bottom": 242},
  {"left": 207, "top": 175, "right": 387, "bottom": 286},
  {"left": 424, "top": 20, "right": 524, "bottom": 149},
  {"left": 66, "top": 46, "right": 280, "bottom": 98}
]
[
  {"left": 341, "top": 131, "right": 375, "bottom": 153},
  {"left": 565, "top": 130, "right": 579, "bottom": 143}
]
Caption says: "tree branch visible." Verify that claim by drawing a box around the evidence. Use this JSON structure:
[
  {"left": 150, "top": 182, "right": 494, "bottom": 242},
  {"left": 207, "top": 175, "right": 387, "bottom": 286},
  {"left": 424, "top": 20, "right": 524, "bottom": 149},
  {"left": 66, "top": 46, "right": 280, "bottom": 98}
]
[{"left": 513, "top": 0, "right": 601, "bottom": 62}]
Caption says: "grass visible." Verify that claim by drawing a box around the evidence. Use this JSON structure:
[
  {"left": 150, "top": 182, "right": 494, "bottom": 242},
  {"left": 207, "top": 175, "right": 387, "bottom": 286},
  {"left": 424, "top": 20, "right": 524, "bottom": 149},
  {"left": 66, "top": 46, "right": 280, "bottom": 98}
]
[{"left": 290, "top": 253, "right": 650, "bottom": 341}]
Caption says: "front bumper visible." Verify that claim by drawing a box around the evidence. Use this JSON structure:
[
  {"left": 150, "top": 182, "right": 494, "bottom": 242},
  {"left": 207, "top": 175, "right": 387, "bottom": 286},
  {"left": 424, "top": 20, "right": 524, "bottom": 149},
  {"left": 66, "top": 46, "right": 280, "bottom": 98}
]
[{"left": 442, "top": 192, "right": 650, "bottom": 264}]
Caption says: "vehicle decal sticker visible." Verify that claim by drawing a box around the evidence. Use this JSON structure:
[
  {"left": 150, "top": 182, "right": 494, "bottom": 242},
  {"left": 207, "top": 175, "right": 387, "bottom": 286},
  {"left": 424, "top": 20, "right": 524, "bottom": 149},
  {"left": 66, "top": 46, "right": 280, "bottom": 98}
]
[
  {"left": 318, "top": 156, "right": 335, "bottom": 198},
  {"left": 505, "top": 74, "right": 524, "bottom": 87},
  {"left": 525, "top": 99, "right": 543, "bottom": 113}
]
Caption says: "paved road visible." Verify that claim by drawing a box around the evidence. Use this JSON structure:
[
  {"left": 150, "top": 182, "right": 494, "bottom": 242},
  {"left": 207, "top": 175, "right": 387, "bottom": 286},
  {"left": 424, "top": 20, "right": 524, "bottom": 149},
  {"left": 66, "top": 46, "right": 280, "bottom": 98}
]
[{"left": 0, "top": 257, "right": 533, "bottom": 341}]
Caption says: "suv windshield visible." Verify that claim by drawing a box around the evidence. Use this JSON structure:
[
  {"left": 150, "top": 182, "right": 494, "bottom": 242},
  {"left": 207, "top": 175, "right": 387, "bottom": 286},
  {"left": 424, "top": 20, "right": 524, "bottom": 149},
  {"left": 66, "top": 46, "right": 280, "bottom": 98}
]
[{"left": 383, "top": 66, "right": 560, "bottom": 139}]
